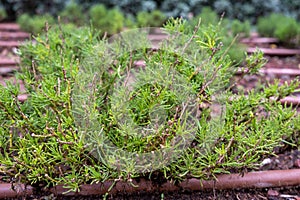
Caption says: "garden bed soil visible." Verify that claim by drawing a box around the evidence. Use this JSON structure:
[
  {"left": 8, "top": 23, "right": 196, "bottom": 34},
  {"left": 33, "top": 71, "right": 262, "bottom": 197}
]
[
  {"left": 265, "top": 56, "right": 300, "bottom": 70},
  {"left": 21, "top": 186, "right": 300, "bottom": 200},
  {"left": 3, "top": 183, "right": 300, "bottom": 199}
]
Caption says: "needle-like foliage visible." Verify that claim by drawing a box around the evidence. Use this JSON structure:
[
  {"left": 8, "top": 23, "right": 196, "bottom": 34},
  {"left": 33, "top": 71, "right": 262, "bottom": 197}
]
[{"left": 0, "top": 18, "right": 299, "bottom": 194}]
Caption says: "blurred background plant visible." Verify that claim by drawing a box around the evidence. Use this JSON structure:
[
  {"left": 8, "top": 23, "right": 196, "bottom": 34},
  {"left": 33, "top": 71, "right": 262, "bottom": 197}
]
[
  {"left": 58, "top": 1, "right": 86, "bottom": 26},
  {"left": 17, "top": 13, "right": 55, "bottom": 34},
  {"left": 231, "top": 19, "right": 251, "bottom": 38},
  {"left": 0, "top": 0, "right": 298, "bottom": 48},
  {"left": 89, "top": 4, "right": 124, "bottom": 35},
  {"left": 257, "top": 13, "right": 300, "bottom": 47},
  {"left": 136, "top": 10, "right": 166, "bottom": 27},
  {"left": 0, "top": 6, "right": 6, "bottom": 21},
  {"left": 1, "top": 0, "right": 300, "bottom": 22}
]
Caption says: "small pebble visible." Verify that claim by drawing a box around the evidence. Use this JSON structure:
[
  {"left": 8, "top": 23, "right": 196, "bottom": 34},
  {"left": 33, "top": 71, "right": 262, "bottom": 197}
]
[
  {"left": 267, "top": 189, "right": 279, "bottom": 197},
  {"left": 294, "top": 159, "right": 300, "bottom": 168},
  {"left": 261, "top": 158, "right": 272, "bottom": 166}
]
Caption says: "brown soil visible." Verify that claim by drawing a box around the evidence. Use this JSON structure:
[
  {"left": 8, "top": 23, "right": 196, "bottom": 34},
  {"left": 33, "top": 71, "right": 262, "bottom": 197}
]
[
  {"left": 13, "top": 186, "right": 300, "bottom": 200},
  {"left": 265, "top": 56, "right": 300, "bottom": 69}
]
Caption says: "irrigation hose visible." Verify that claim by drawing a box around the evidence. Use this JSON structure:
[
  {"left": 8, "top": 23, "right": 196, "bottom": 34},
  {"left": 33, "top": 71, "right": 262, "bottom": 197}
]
[{"left": 1, "top": 169, "right": 300, "bottom": 198}]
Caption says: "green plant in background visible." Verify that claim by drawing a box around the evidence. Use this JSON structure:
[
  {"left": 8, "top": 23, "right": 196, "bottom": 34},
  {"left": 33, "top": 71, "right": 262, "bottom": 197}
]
[
  {"left": 88, "top": 4, "right": 107, "bottom": 26},
  {"left": 17, "top": 13, "right": 55, "bottom": 35},
  {"left": 274, "top": 18, "right": 300, "bottom": 46},
  {"left": 136, "top": 10, "right": 166, "bottom": 27},
  {"left": 257, "top": 13, "right": 300, "bottom": 46},
  {"left": 196, "top": 7, "right": 219, "bottom": 26},
  {"left": 58, "top": 1, "right": 86, "bottom": 26},
  {"left": 89, "top": 4, "right": 124, "bottom": 35},
  {"left": 0, "top": 17, "right": 299, "bottom": 194},
  {"left": 257, "top": 13, "right": 285, "bottom": 37},
  {"left": 224, "top": 19, "right": 249, "bottom": 63},
  {"left": 0, "top": 7, "right": 7, "bottom": 21},
  {"left": 231, "top": 19, "right": 251, "bottom": 38},
  {"left": 105, "top": 8, "right": 125, "bottom": 34},
  {"left": 124, "top": 14, "right": 137, "bottom": 29},
  {"left": 13, "top": 2, "right": 300, "bottom": 48},
  {"left": 2, "top": 0, "right": 300, "bottom": 23}
]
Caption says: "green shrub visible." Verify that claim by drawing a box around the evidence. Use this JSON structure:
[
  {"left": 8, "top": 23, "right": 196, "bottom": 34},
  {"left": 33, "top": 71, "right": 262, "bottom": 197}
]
[
  {"left": 124, "top": 15, "right": 137, "bottom": 28},
  {"left": 17, "top": 13, "right": 30, "bottom": 31},
  {"left": 89, "top": 4, "right": 124, "bottom": 35},
  {"left": 231, "top": 19, "right": 251, "bottom": 38},
  {"left": 0, "top": 18, "right": 299, "bottom": 193},
  {"left": 1, "top": 0, "right": 300, "bottom": 23},
  {"left": 196, "top": 7, "right": 219, "bottom": 26},
  {"left": 224, "top": 40, "right": 247, "bottom": 64},
  {"left": 89, "top": 4, "right": 106, "bottom": 24},
  {"left": 257, "top": 13, "right": 285, "bottom": 37},
  {"left": 0, "top": 7, "right": 7, "bottom": 21},
  {"left": 137, "top": 10, "right": 166, "bottom": 27},
  {"left": 136, "top": 11, "right": 150, "bottom": 27},
  {"left": 17, "top": 13, "right": 55, "bottom": 34},
  {"left": 257, "top": 13, "right": 300, "bottom": 46},
  {"left": 58, "top": 1, "right": 86, "bottom": 26},
  {"left": 274, "top": 18, "right": 300, "bottom": 45},
  {"left": 106, "top": 8, "right": 124, "bottom": 34}
]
